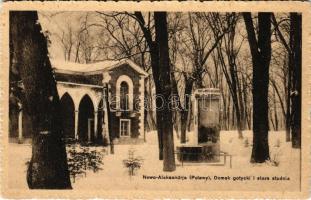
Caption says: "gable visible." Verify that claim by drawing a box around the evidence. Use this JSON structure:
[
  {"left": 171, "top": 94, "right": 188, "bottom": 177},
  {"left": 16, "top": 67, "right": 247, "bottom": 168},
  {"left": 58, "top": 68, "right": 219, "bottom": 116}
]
[
  {"left": 119, "top": 59, "right": 148, "bottom": 77},
  {"left": 109, "top": 63, "right": 142, "bottom": 79}
]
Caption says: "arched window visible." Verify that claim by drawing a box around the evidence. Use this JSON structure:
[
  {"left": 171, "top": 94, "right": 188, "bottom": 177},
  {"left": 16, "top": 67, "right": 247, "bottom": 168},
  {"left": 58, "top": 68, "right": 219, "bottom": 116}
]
[
  {"left": 120, "top": 81, "right": 129, "bottom": 110},
  {"left": 116, "top": 75, "right": 133, "bottom": 110}
]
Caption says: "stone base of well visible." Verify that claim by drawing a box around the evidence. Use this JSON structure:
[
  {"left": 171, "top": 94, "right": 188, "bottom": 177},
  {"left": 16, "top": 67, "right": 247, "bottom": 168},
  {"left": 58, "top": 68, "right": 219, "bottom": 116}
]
[{"left": 177, "top": 142, "right": 220, "bottom": 163}]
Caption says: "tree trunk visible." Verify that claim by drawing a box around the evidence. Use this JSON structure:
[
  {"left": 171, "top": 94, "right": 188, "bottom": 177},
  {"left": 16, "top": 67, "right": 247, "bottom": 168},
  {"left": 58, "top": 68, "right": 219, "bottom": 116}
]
[
  {"left": 243, "top": 12, "right": 271, "bottom": 163},
  {"left": 290, "top": 13, "right": 302, "bottom": 148},
  {"left": 180, "top": 78, "right": 193, "bottom": 143},
  {"left": 286, "top": 23, "right": 293, "bottom": 142},
  {"left": 237, "top": 73, "right": 246, "bottom": 130},
  {"left": 230, "top": 65, "right": 243, "bottom": 138},
  {"left": 273, "top": 87, "right": 279, "bottom": 131},
  {"left": 269, "top": 108, "right": 276, "bottom": 131},
  {"left": 154, "top": 12, "right": 176, "bottom": 171},
  {"left": 170, "top": 73, "right": 181, "bottom": 140},
  {"left": 217, "top": 43, "right": 243, "bottom": 138},
  {"left": 10, "top": 11, "right": 71, "bottom": 189},
  {"left": 227, "top": 94, "right": 231, "bottom": 130},
  {"left": 152, "top": 49, "right": 164, "bottom": 160},
  {"left": 134, "top": 12, "right": 164, "bottom": 160},
  {"left": 242, "top": 74, "right": 251, "bottom": 130},
  {"left": 229, "top": 29, "right": 244, "bottom": 138},
  {"left": 187, "top": 102, "right": 193, "bottom": 132},
  {"left": 285, "top": 85, "right": 291, "bottom": 142}
]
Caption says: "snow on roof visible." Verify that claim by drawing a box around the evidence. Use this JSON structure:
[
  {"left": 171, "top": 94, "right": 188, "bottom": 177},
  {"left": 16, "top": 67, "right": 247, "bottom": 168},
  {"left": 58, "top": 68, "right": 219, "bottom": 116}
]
[{"left": 51, "top": 58, "right": 148, "bottom": 76}]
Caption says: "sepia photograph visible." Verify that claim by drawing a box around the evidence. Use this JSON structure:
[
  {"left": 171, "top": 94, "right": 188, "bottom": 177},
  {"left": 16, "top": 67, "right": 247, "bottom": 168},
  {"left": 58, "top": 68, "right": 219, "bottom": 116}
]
[{"left": 1, "top": 1, "right": 310, "bottom": 198}]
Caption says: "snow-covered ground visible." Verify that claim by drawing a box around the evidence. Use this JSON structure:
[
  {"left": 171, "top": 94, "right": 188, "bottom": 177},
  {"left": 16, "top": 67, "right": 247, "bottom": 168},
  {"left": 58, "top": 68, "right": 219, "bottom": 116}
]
[{"left": 7, "top": 130, "right": 300, "bottom": 191}]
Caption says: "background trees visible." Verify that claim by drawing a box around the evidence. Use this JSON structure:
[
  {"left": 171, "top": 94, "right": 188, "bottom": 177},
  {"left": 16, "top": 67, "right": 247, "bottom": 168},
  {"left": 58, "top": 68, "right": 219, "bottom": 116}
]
[
  {"left": 34, "top": 11, "right": 302, "bottom": 170},
  {"left": 40, "top": 12, "right": 301, "bottom": 138}
]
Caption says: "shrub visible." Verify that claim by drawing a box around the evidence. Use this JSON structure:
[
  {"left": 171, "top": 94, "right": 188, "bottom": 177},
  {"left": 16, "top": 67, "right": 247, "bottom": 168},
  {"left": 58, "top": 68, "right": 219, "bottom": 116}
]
[
  {"left": 123, "top": 149, "right": 143, "bottom": 177},
  {"left": 268, "top": 149, "right": 281, "bottom": 167},
  {"left": 67, "top": 142, "right": 104, "bottom": 183}
]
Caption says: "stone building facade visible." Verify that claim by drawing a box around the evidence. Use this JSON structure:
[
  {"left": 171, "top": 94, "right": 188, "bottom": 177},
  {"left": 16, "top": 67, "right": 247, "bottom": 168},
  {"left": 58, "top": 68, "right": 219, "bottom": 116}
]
[{"left": 9, "top": 59, "right": 148, "bottom": 144}]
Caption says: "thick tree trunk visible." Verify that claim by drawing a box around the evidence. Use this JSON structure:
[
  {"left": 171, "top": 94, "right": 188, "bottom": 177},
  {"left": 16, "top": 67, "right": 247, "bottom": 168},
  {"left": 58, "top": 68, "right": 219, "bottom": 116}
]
[
  {"left": 286, "top": 26, "right": 293, "bottom": 142},
  {"left": 154, "top": 12, "right": 176, "bottom": 171},
  {"left": 285, "top": 92, "right": 291, "bottom": 142},
  {"left": 243, "top": 12, "right": 271, "bottom": 163},
  {"left": 152, "top": 51, "right": 164, "bottom": 160},
  {"left": 290, "top": 13, "right": 302, "bottom": 148},
  {"left": 134, "top": 12, "right": 165, "bottom": 160},
  {"left": 10, "top": 11, "right": 71, "bottom": 189}
]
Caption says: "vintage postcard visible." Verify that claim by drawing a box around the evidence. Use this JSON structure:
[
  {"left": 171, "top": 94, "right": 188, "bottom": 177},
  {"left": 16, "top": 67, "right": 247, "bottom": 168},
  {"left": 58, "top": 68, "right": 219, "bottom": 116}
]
[{"left": 0, "top": 1, "right": 310, "bottom": 199}]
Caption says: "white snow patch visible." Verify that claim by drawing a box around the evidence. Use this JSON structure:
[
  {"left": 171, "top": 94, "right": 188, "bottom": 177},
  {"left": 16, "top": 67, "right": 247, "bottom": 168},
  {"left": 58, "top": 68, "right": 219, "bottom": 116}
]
[
  {"left": 7, "top": 130, "right": 300, "bottom": 191},
  {"left": 51, "top": 59, "right": 119, "bottom": 73}
]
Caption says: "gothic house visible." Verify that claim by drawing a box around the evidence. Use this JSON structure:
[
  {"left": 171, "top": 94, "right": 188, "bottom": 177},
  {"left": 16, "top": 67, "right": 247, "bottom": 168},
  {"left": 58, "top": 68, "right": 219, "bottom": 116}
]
[{"left": 9, "top": 59, "right": 148, "bottom": 144}]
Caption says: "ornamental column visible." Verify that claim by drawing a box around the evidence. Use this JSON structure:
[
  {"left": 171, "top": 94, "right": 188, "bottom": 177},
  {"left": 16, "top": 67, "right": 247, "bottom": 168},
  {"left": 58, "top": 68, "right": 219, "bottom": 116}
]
[
  {"left": 138, "top": 75, "right": 145, "bottom": 141},
  {"left": 94, "top": 111, "right": 98, "bottom": 140},
  {"left": 18, "top": 103, "right": 23, "bottom": 143},
  {"left": 103, "top": 98, "right": 110, "bottom": 144},
  {"left": 74, "top": 110, "right": 79, "bottom": 140},
  {"left": 102, "top": 72, "right": 111, "bottom": 145}
]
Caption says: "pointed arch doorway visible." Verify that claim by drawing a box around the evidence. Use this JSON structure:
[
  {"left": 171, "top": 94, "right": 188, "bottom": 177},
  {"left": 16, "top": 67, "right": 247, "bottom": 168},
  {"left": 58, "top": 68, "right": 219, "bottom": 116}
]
[
  {"left": 60, "top": 93, "right": 75, "bottom": 138},
  {"left": 78, "top": 95, "right": 95, "bottom": 142}
]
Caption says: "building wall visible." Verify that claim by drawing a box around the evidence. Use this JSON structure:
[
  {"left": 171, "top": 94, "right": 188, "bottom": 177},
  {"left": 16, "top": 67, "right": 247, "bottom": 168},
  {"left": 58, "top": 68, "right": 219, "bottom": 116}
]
[
  {"left": 57, "top": 83, "right": 103, "bottom": 111},
  {"left": 55, "top": 73, "right": 103, "bottom": 86},
  {"left": 108, "top": 64, "right": 142, "bottom": 139}
]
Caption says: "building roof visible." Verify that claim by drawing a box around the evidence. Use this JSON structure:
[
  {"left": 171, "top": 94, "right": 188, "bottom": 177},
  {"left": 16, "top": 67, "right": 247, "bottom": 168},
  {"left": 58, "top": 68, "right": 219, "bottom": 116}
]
[
  {"left": 51, "top": 59, "right": 148, "bottom": 77},
  {"left": 54, "top": 73, "right": 103, "bottom": 86}
]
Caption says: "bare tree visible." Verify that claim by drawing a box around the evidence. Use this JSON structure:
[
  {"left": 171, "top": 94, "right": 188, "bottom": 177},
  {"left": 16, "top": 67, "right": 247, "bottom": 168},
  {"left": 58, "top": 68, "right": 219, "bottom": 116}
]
[
  {"left": 168, "top": 13, "right": 231, "bottom": 143},
  {"left": 212, "top": 13, "right": 245, "bottom": 138},
  {"left": 133, "top": 12, "right": 176, "bottom": 171},
  {"left": 289, "top": 13, "right": 302, "bottom": 148},
  {"left": 48, "top": 13, "right": 102, "bottom": 63},
  {"left": 272, "top": 13, "right": 302, "bottom": 147},
  {"left": 243, "top": 12, "right": 272, "bottom": 163},
  {"left": 155, "top": 12, "right": 176, "bottom": 171},
  {"left": 272, "top": 14, "right": 292, "bottom": 141}
]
